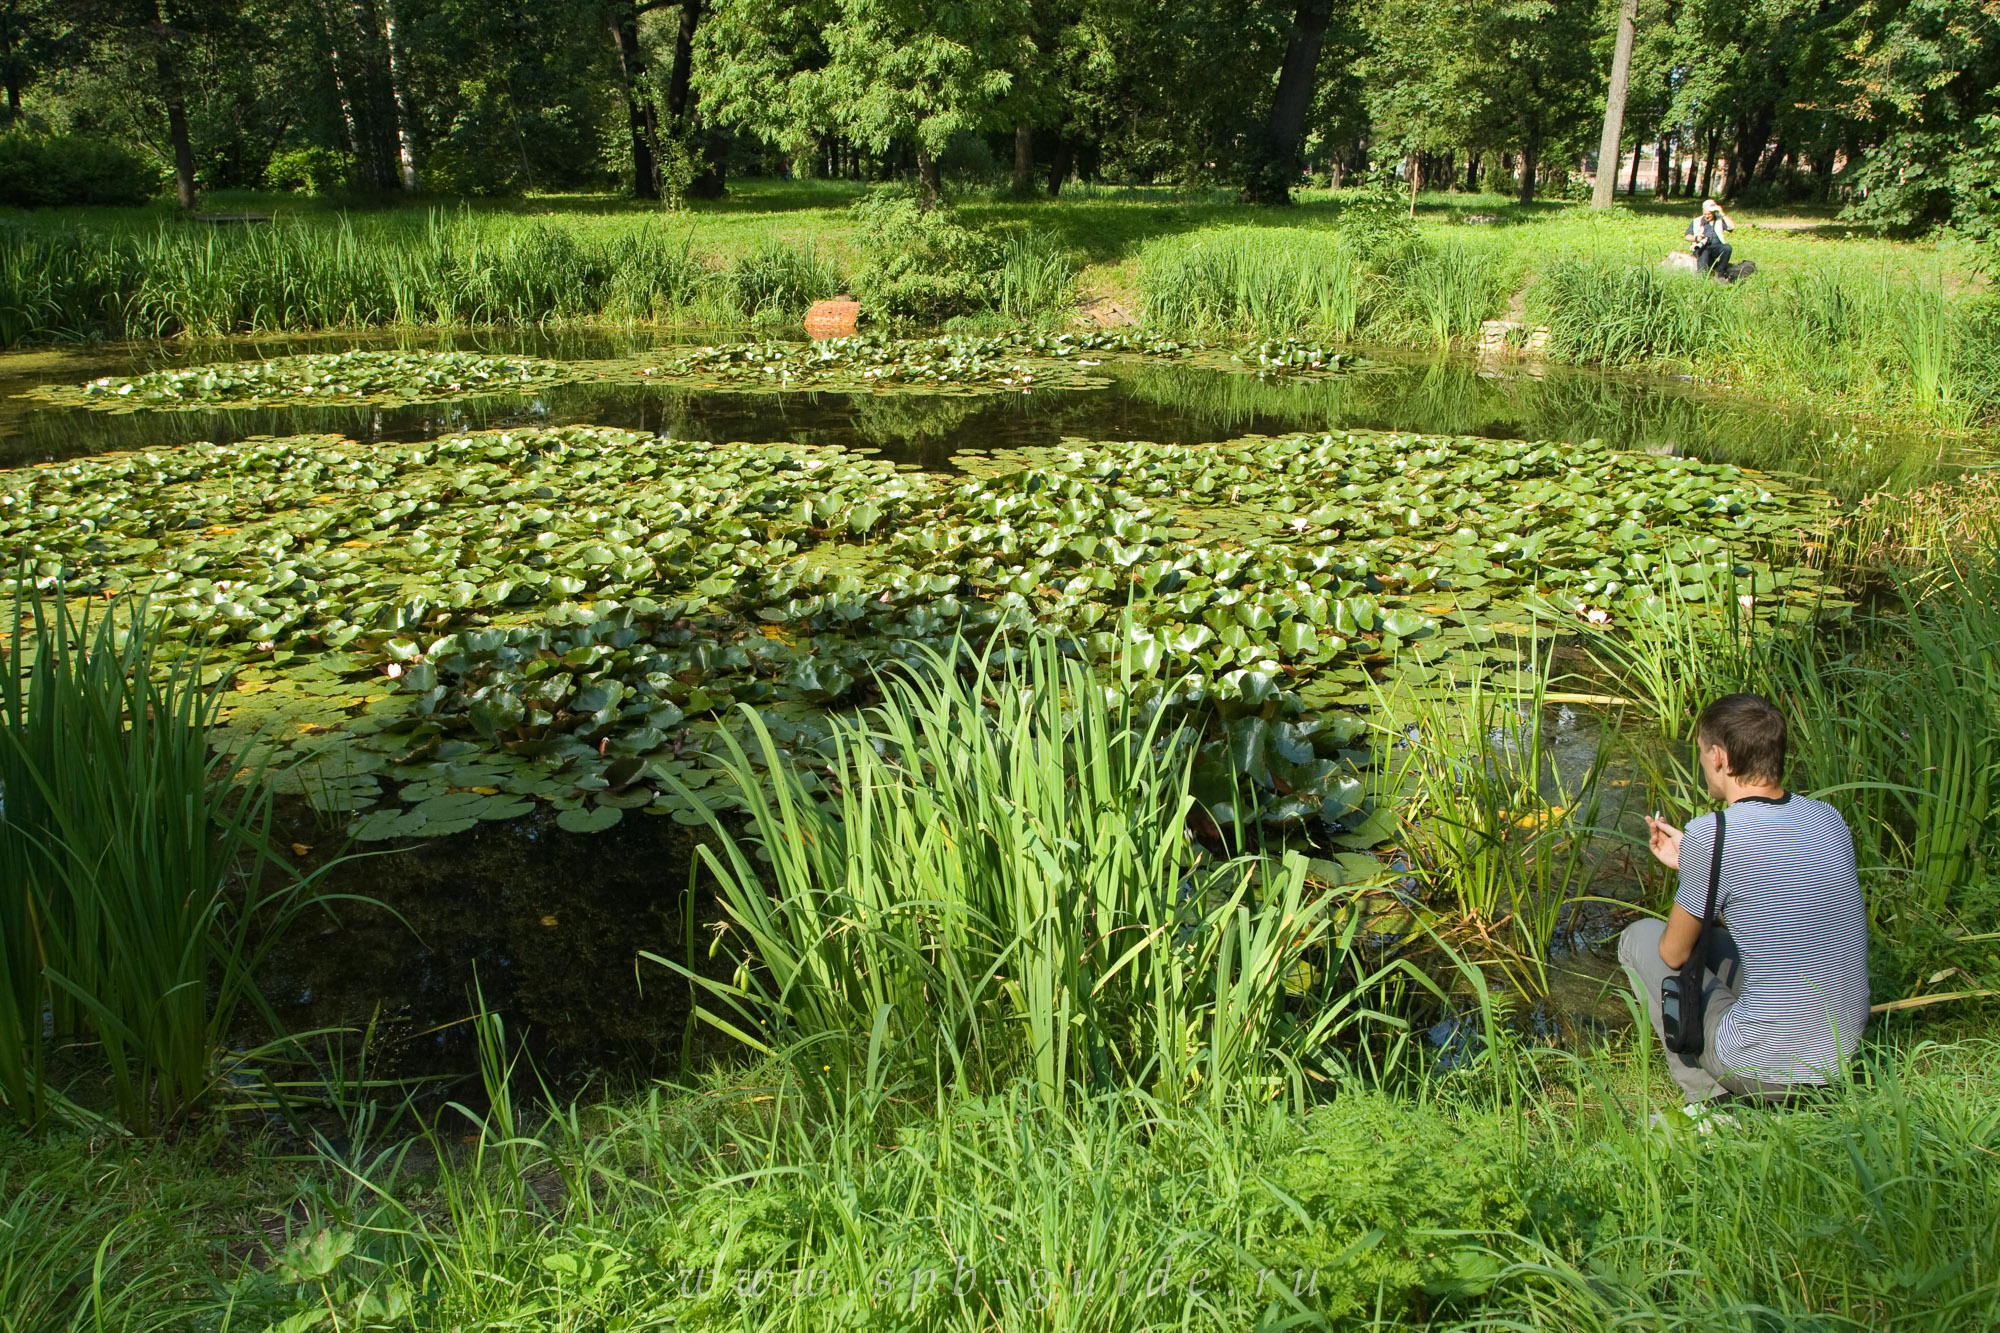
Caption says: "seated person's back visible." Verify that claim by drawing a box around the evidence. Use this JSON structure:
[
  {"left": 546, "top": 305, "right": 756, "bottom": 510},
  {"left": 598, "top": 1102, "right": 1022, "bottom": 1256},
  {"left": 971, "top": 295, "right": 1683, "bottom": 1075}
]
[{"left": 1675, "top": 793, "right": 1870, "bottom": 1083}]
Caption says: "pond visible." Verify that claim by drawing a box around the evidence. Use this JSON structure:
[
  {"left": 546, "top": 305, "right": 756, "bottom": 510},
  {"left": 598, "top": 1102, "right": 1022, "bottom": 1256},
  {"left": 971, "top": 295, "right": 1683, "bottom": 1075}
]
[
  {"left": 2, "top": 327, "right": 1975, "bottom": 490},
  {"left": 0, "top": 328, "right": 1986, "bottom": 1089}
]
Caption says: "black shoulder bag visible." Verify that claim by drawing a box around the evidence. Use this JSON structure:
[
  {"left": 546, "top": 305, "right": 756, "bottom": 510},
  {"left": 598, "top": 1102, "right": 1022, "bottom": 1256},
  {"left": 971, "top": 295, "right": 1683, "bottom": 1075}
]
[{"left": 1661, "top": 810, "right": 1725, "bottom": 1058}]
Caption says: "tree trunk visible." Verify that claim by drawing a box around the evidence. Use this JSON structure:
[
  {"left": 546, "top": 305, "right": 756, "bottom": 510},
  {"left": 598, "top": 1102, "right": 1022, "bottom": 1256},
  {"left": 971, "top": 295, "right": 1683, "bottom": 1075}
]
[
  {"left": 1627, "top": 136, "right": 1641, "bottom": 194},
  {"left": 143, "top": 0, "right": 197, "bottom": 209},
  {"left": 346, "top": 0, "right": 398, "bottom": 191},
  {"left": 1464, "top": 150, "right": 1480, "bottom": 192},
  {"left": 1406, "top": 152, "right": 1420, "bottom": 217},
  {"left": 319, "top": 0, "right": 377, "bottom": 193},
  {"left": 666, "top": 0, "right": 699, "bottom": 123},
  {"left": 1729, "top": 108, "right": 1772, "bottom": 198},
  {"left": 915, "top": 141, "right": 942, "bottom": 209},
  {"left": 1700, "top": 129, "right": 1720, "bottom": 198},
  {"left": 1516, "top": 140, "right": 1538, "bottom": 205},
  {"left": 1012, "top": 123, "right": 1034, "bottom": 197},
  {"left": 1591, "top": 0, "right": 1639, "bottom": 208},
  {"left": 1652, "top": 132, "right": 1669, "bottom": 198},
  {"left": 1047, "top": 139, "right": 1072, "bottom": 196},
  {"left": 1242, "top": 0, "right": 1331, "bottom": 204},
  {"left": 609, "top": 6, "right": 658, "bottom": 199},
  {"left": 381, "top": 0, "right": 420, "bottom": 192},
  {"left": 671, "top": 1, "right": 726, "bottom": 199}
]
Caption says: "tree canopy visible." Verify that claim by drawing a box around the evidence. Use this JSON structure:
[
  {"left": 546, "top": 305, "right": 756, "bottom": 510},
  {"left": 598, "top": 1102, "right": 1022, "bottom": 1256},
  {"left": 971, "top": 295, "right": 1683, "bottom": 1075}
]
[{"left": 3, "top": 0, "right": 1992, "bottom": 233}]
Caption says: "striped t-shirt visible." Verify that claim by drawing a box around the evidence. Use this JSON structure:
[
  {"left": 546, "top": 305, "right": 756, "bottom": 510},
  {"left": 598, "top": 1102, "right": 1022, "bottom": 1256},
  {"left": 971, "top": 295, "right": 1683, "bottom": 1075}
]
[{"left": 1674, "top": 794, "right": 1870, "bottom": 1083}]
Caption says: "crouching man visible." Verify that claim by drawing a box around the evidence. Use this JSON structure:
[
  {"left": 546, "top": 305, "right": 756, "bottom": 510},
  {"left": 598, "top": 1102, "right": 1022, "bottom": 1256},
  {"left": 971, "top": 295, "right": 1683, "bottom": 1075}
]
[{"left": 1620, "top": 693, "right": 1871, "bottom": 1103}]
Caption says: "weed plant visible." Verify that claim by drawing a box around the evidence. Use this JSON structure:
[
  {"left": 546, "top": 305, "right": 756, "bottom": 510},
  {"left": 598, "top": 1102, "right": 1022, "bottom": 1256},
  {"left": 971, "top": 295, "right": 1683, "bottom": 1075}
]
[
  {"left": 1384, "top": 653, "right": 1608, "bottom": 995},
  {"left": 653, "top": 637, "right": 1421, "bottom": 1111},
  {"left": 1139, "top": 227, "right": 1366, "bottom": 339},
  {"left": 0, "top": 590, "right": 328, "bottom": 1133}
]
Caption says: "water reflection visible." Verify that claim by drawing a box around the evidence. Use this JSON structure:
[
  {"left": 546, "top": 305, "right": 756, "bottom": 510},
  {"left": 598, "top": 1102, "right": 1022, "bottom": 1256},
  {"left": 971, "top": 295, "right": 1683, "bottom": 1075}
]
[{"left": 1, "top": 331, "right": 1982, "bottom": 497}]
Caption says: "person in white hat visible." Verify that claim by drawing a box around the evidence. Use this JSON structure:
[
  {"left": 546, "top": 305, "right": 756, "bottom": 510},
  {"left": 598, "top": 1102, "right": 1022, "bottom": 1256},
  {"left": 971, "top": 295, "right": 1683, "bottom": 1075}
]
[{"left": 1685, "top": 199, "right": 1737, "bottom": 279}]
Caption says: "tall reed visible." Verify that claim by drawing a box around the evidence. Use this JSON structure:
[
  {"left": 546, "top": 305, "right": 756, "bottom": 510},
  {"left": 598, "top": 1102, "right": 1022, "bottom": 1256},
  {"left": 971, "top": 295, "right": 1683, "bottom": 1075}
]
[
  {"left": 1139, "top": 227, "right": 1365, "bottom": 339},
  {"left": 1533, "top": 255, "right": 1743, "bottom": 366},
  {"left": 651, "top": 636, "right": 1416, "bottom": 1110},
  {"left": 1381, "top": 652, "right": 1607, "bottom": 995},
  {"left": 1388, "top": 239, "right": 1501, "bottom": 347},
  {"left": 993, "top": 230, "right": 1076, "bottom": 321},
  {"left": 0, "top": 211, "right": 837, "bottom": 344},
  {"left": 0, "top": 590, "right": 322, "bottom": 1132}
]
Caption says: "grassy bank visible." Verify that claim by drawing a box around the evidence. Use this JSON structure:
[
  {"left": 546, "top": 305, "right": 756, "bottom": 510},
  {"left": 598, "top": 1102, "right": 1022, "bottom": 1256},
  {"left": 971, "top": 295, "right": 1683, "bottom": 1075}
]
[
  {"left": 4, "top": 183, "right": 1994, "bottom": 431},
  {"left": 3, "top": 516, "right": 1998, "bottom": 1327},
  {"left": 8, "top": 1031, "right": 2000, "bottom": 1331}
]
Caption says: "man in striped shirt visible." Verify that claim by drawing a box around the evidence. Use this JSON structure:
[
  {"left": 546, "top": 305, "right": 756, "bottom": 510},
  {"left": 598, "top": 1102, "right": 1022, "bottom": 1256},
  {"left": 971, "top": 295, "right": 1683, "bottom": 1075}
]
[{"left": 1620, "top": 693, "right": 1871, "bottom": 1103}]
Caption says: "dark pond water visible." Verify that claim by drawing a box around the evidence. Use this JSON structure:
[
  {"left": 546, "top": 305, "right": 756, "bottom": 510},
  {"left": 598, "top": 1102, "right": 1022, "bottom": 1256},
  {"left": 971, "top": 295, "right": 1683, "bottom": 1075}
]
[
  {"left": 3, "top": 327, "right": 1982, "bottom": 496},
  {"left": 0, "top": 327, "right": 1983, "bottom": 1086}
]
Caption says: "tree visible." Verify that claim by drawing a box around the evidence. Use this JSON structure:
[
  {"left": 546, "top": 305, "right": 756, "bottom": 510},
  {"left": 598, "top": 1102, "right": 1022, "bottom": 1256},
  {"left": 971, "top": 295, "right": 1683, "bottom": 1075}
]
[
  {"left": 139, "top": 0, "right": 199, "bottom": 208},
  {"left": 1242, "top": 0, "right": 1333, "bottom": 203},
  {"left": 1468, "top": 0, "right": 1603, "bottom": 202},
  {"left": 1591, "top": 0, "right": 1639, "bottom": 206},
  {"left": 1835, "top": 0, "right": 2000, "bottom": 233},
  {"left": 0, "top": 0, "right": 63, "bottom": 123},
  {"left": 699, "top": 0, "right": 1031, "bottom": 207},
  {"left": 1360, "top": 0, "right": 1483, "bottom": 208}
]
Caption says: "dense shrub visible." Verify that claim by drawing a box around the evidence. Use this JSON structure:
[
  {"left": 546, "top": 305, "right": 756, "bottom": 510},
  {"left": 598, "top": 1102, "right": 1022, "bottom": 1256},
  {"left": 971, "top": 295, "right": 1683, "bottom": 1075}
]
[
  {"left": 262, "top": 146, "right": 353, "bottom": 196},
  {"left": 848, "top": 190, "right": 1001, "bottom": 321},
  {"left": 0, "top": 133, "right": 158, "bottom": 208}
]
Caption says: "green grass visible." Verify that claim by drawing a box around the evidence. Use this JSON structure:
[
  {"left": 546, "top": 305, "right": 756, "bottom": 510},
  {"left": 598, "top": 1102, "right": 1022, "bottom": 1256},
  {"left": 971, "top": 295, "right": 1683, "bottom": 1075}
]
[
  {"left": 4, "top": 181, "right": 1993, "bottom": 429},
  {"left": 4, "top": 1026, "right": 1998, "bottom": 1330},
  {"left": 0, "top": 590, "right": 329, "bottom": 1134}
]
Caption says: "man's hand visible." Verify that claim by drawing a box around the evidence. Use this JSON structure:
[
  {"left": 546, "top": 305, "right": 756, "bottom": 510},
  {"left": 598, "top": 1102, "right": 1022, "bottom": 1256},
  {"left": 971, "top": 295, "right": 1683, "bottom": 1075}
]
[{"left": 1645, "top": 814, "right": 1683, "bottom": 869}]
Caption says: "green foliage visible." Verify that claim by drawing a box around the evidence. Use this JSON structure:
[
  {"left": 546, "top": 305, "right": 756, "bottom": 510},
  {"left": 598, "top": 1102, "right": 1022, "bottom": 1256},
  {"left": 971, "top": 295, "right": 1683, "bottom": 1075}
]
[
  {"left": 722, "top": 238, "right": 844, "bottom": 321},
  {"left": 848, "top": 191, "right": 1003, "bottom": 320},
  {"left": 992, "top": 229, "right": 1076, "bottom": 321},
  {"left": 652, "top": 636, "right": 1415, "bottom": 1109},
  {"left": 0, "top": 591, "right": 319, "bottom": 1133},
  {"left": 0, "top": 133, "right": 157, "bottom": 208},
  {"left": 1532, "top": 255, "right": 1743, "bottom": 365},
  {"left": 0, "top": 1171, "right": 185, "bottom": 1332},
  {"left": 261, "top": 147, "right": 353, "bottom": 197},
  {"left": 1140, "top": 227, "right": 1365, "bottom": 338},
  {"left": 1272, "top": 1092, "right": 1526, "bottom": 1305}
]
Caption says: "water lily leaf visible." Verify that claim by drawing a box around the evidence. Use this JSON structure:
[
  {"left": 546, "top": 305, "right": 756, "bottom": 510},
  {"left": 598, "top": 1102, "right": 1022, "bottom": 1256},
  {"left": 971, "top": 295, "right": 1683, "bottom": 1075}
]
[{"left": 558, "top": 805, "right": 623, "bottom": 833}]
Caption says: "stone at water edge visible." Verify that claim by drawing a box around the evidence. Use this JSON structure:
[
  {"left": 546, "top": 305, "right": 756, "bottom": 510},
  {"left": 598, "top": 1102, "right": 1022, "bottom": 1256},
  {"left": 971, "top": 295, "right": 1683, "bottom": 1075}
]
[{"left": 804, "top": 298, "right": 861, "bottom": 338}]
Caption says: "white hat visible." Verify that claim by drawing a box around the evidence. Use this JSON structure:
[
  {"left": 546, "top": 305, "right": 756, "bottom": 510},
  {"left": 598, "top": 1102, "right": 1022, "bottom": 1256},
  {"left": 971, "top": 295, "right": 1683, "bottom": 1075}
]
[{"left": 1702, "top": 198, "right": 1721, "bottom": 211}]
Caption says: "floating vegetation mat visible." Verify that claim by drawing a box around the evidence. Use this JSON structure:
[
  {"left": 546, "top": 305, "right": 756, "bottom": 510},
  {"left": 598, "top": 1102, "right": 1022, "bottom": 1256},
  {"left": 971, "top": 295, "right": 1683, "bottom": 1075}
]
[
  {"left": 32, "top": 333, "right": 1354, "bottom": 418},
  {"left": 35, "top": 350, "right": 587, "bottom": 412},
  {"left": 1232, "top": 339, "right": 1366, "bottom": 378},
  {"left": 626, "top": 331, "right": 1194, "bottom": 396},
  {"left": 1, "top": 426, "right": 1841, "bottom": 839}
]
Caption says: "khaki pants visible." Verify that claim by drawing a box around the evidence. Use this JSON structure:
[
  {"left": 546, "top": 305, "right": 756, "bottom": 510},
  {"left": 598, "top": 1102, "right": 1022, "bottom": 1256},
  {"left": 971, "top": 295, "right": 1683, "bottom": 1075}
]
[{"left": 1617, "top": 919, "right": 1805, "bottom": 1104}]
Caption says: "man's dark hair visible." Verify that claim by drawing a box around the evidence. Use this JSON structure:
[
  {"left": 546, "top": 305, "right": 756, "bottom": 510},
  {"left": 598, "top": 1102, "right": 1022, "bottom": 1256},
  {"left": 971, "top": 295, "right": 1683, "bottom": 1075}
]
[{"left": 1697, "top": 693, "right": 1786, "bottom": 784}]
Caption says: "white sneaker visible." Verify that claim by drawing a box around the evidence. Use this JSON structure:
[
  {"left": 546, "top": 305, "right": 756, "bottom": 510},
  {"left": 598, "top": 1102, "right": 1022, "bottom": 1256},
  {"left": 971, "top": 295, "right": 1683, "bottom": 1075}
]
[{"left": 1647, "top": 1104, "right": 1739, "bottom": 1135}]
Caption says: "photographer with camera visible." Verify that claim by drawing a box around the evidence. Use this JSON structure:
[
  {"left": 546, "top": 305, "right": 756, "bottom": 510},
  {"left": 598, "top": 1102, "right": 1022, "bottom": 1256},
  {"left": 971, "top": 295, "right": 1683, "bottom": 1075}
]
[
  {"left": 1619, "top": 694, "right": 1870, "bottom": 1107},
  {"left": 1686, "top": 199, "right": 1740, "bottom": 279}
]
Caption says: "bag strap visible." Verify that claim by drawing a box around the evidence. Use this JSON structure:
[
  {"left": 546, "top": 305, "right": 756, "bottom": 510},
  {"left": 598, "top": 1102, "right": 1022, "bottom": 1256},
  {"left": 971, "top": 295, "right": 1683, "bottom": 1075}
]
[{"left": 1694, "top": 809, "right": 1727, "bottom": 945}]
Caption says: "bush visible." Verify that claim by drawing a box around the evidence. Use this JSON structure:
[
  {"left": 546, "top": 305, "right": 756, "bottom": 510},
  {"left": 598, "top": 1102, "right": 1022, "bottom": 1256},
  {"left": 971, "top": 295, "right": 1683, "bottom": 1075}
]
[
  {"left": 1270, "top": 1093, "right": 1525, "bottom": 1317},
  {"left": 0, "top": 133, "right": 158, "bottom": 208},
  {"left": 262, "top": 146, "right": 353, "bottom": 196},
  {"left": 847, "top": 189, "right": 1001, "bottom": 322}
]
